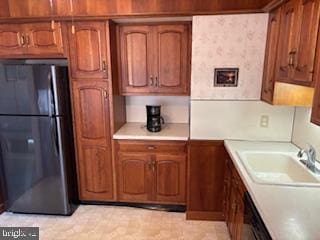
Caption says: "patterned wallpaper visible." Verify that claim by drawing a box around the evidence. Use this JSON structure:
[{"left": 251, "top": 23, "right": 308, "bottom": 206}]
[{"left": 191, "top": 14, "right": 268, "bottom": 100}]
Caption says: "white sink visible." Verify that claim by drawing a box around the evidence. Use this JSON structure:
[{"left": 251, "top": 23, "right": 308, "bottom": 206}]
[{"left": 237, "top": 151, "right": 320, "bottom": 187}]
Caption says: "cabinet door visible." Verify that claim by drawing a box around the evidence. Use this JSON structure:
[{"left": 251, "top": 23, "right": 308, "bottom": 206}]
[
  {"left": 0, "top": 24, "right": 25, "bottom": 56},
  {"left": 119, "top": 25, "right": 154, "bottom": 94},
  {"left": 291, "top": 0, "right": 320, "bottom": 85},
  {"left": 261, "top": 7, "right": 281, "bottom": 103},
  {"left": 117, "top": 152, "right": 152, "bottom": 202},
  {"left": 227, "top": 182, "right": 238, "bottom": 238},
  {"left": 187, "top": 141, "right": 227, "bottom": 220},
  {"left": 154, "top": 24, "right": 190, "bottom": 95},
  {"left": 72, "top": 81, "right": 113, "bottom": 201},
  {"left": 68, "top": 22, "right": 109, "bottom": 79},
  {"left": 235, "top": 191, "right": 244, "bottom": 240},
  {"left": 312, "top": 28, "right": 320, "bottom": 125},
  {"left": 312, "top": 81, "right": 320, "bottom": 125},
  {"left": 223, "top": 161, "right": 232, "bottom": 221},
  {"left": 275, "top": 0, "right": 297, "bottom": 82},
  {"left": 154, "top": 154, "right": 186, "bottom": 204},
  {"left": 24, "top": 22, "right": 64, "bottom": 56}
]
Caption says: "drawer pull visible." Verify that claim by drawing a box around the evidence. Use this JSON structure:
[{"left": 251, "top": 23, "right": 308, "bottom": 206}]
[{"left": 147, "top": 145, "right": 156, "bottom": 150}]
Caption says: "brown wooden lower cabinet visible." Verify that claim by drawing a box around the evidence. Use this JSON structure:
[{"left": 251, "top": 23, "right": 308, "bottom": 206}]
[
  {"left": 116, "top": 140, "right": 187, "bottom": 205},
  {"left": 225, "top": 158, "right": 246, "bottom": 240},
  {"left": 187, "top": 140, "right": 227, "bottom": 221}
]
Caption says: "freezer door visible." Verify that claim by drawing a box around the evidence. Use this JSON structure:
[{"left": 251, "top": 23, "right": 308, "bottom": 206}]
[
  {"left": 0, "top": 63, "right": 55, "bottom": 116},
  {"left": 0, "top": 116, "right": 71, "bottom": 215}
]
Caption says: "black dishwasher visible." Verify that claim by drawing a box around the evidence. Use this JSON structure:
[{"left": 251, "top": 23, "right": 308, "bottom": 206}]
[{"left": 242, "top": 192, "right": 272, "bottom": 240}]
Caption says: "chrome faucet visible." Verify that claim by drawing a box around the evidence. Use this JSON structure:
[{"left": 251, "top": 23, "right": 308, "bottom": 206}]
[{"left": 297, "top": 145, "right": 320, "bottom": 174}]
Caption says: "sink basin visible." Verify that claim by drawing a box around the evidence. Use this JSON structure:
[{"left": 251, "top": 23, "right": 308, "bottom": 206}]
[{"left": 237, "top": 151, "right": 320, "bottom": 187}]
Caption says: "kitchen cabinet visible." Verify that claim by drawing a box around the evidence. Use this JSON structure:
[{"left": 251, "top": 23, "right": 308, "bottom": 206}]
[
  {"left": 118, "top": 152, "right": 152, "bottom": 202},
  {"left": 0, "top": 22, "right": 64, "bottom": 57},
  {"left": 261, "top": 7, "right": 281, "bottom": 103},
  {"left": 224, "top": 158, "right": 246, "bottom": 240},
  {"left": 154, "top": 154, "right": 186, "bottom": 203},
  {"left": 187, "top": 141, "right": 227, "bottom": 221},
  {"left": 275, "top": 0, "right": 320, "bottom": 87},
  {"left": 262, "top": 0, "right": 320, "bottom": 107},
  {"left": 312, "top": 89, "right": 320, "bottom": 124},
  {"left": 312, "top": 31, "right": 320, "bottom": 125},
  {"left": 118, "top": 23, "right": 191, "bottom": 95},
  {"left": 72, "top": 81, "right": 114, "bottom": 201},
  {"left": 118, "top": 25, "right": 153, "bottom": 94},
  {"left": 116, "top": 140, "right": 187, "bottom": 204},
  {"left": 67, "top": 21, "right": 110, "bottom": 79}
]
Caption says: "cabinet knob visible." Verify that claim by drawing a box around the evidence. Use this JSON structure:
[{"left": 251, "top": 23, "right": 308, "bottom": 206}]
[
  {"left": 25, "top": 34, "right": 30, "bottom": 46},
  {"left": 20, "top": 35, "right": 26, "bottom": 46},
  {"left": 150, "top": 76, "right": 154, "bottom": 86},
  {"left": 155, "top": 77, "right": 159, "bottom": 87},
  {"left": 103, "top": 90, "right": 108, "bottom": 99}
]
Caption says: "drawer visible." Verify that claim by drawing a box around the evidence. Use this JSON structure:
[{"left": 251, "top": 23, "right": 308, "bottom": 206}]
[{"left": 117, "top": 140, "right": 187, "bottom": 153}]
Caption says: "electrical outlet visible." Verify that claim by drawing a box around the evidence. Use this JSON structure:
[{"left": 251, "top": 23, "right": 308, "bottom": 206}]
[{"left": 260, "top": 115, "right": 269, "bottom": 128}]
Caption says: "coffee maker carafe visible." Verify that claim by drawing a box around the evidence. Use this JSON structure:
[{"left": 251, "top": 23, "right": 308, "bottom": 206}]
[{"left": 146, "top": 105, "right": 165, "bottom": 132}]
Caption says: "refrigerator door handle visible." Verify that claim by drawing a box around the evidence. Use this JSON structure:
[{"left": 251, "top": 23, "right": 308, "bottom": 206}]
[
  {"left": 51, "top": 66, "right": 60, "bottom": 116},
  {"left": 51, "top": 117, "right": 70, "bottom": 213}
]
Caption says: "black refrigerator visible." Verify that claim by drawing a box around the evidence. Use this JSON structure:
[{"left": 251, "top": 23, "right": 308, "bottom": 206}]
[{"left": 0, "top": 60, "right": 78, "bottom": 215}]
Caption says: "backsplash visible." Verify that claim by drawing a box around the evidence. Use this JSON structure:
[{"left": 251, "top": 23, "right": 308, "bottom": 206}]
[
  {"left": 126, "top": 96, "right": 190, "bottom": 123},
  {"left": 191, "top": 100, "right": 295, "bottom": 141},
  {"left": 292, "top": 107, "right": 320, "bottom": 158},
  {"left": 191, "top": 14, "right": 268, "bottom": 100}
]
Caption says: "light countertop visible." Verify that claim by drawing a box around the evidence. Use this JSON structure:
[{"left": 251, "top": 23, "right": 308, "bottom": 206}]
[
  {"left": 113, "top": 122, "right": 189, "bottom": 141},
  {"left": 224, "top": 140, "right": 320, "bottom": 240}
]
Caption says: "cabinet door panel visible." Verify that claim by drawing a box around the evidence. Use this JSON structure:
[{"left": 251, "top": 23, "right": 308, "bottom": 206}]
[
  {"left": 187, "top": 141, "right": 227, "bottom": 220},
  {"left": 155, "top": 24, "right": 190, "bottom": 94},
  {"left": 261, "top": 7, "right": 281, "bottom": 103},
  {"left": 155, "top": 154, "right": 186, "bottom": 203},
  {"left": 72, "top": 81, "right": 113, "bottom": 201},
  {"left": 119, "top": 25, "right": 153, "bottom": 94},
  {"left": 0, "top": 24, "right": 24, "bottom": 56},
  {"left": 74, "top": 84, "right": 110, "bottom": 143},
  {"left": 118, "top": 153, "right": 152, "bottom": 202},
  {"left": 79, "top": 145, "right": 112, "bottom": 200},
  {"left": 78, "top": 87, "right": 107, "bottom": 140},
  {"left": 68, "top": 22, "right": 109, "bottom": 79},
  {"left": 25, "top": 22, "right": 64, "bottom": 56},
  {"left": 312, "top": 23, "right": 320, "bottom": 125},
  {"left": 275, "top": 0, "right": 297, "bottom": 82},
  {"left": 292, "top": 0, "right": 320, "bottom": 85},
  {"left": 312, "top": 82, "right": 320, "bottom": 125}
]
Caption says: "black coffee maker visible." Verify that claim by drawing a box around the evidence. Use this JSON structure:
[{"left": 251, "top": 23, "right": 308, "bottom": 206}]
[{"left": 146, "top": 105, "right": 165, "bottom": 132}]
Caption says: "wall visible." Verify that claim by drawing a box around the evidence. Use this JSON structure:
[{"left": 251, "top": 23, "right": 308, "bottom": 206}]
[
  {"left": 191, "top": 101, "right": 295, "bottom": 141},
  {"left": 292, "top": 107, "right": 320, "bottom": 158},
  {"left": 191, "top": 14, "right": 268, "bottom": 100},
  {"left": 126, "top": 96, "right": 189, "bottom": 123},
  {"left": 190, "top": 14, "right": 296, "bottom": 141}
]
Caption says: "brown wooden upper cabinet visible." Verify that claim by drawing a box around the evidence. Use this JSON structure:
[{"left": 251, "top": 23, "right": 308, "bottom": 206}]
[
  {"left": 118, "top": 23, "right": 191, "bottom": 95},
  {"left": 275, "top": 0, "right": 320, "bottom": 87},
  {"left": 67, "top": 21, "right": 110, "bottom": 79},
  {"left": 312, "top": 80, "right": 320, "bottom": 125},
  {"left": 72, "top": 80, "right": 114, "bottom": 201},
  {"left": 312, "top": 26, "right": 320, "bottom": 126},
  {"left": 261, "top": 7, "right": 281, "bottom": 103},
  {"left": 0, "top": 22, "right": 64, "bottom": 57}
]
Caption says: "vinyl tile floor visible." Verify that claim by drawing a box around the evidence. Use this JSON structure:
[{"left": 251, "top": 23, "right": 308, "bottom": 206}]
[{"left": 0, "top": 205, "right": 230, "bottom": 240}]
